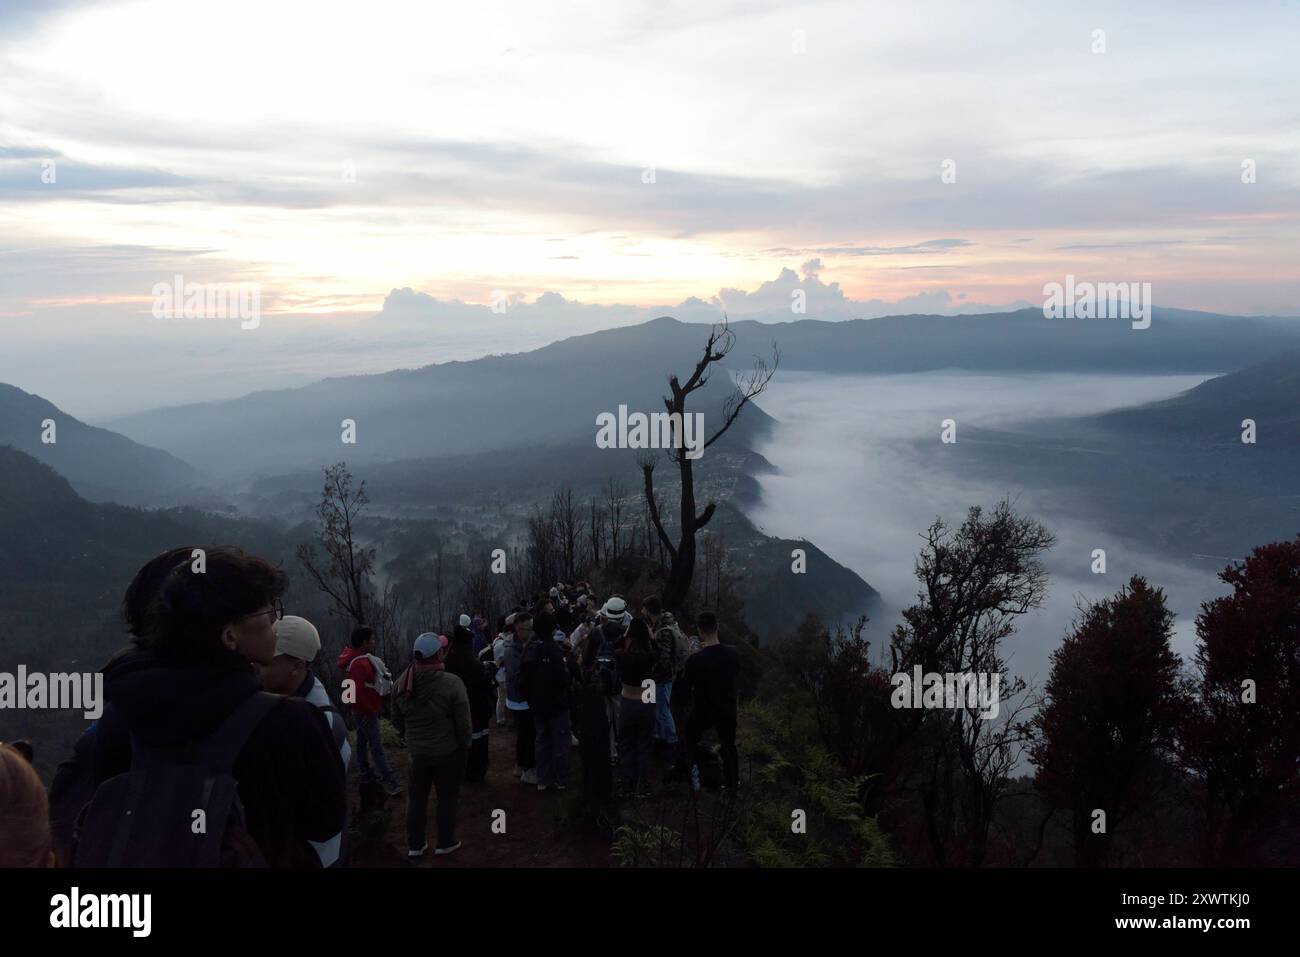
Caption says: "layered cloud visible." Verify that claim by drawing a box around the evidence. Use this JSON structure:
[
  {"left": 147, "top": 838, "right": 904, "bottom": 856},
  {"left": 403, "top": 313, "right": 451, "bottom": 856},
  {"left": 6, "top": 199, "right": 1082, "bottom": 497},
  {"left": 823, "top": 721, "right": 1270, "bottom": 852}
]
[{"left": 2, "top": 0, "right": 1300, "bottom": 414}]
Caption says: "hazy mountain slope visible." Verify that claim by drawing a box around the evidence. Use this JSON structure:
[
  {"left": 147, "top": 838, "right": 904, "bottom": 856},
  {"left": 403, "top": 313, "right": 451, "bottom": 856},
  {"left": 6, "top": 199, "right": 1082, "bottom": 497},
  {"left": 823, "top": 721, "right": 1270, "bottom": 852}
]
[
  {"left": 1094, "top": 350, "right": 1300, "bottom": 447},
  {"left": 105, "top": 316, "right": 772, "bottom": 476},
  {"left": 917, "top": 352, "right": 1300, "bottom": 560},
  {"left": 103, "top": 310, "right": 1300, "bottom": 477},
  {"left": 0, "top": 384, "right": 199, "bottom": 505},
  {"left": 235, "top": 438, "right": 878, "bottom": 639},
  {"left": 728, "top": 309, "right": 1300, "bottom": 375},
  {"left": 0, "top": 445, "right": 311, "bottom": 772}
]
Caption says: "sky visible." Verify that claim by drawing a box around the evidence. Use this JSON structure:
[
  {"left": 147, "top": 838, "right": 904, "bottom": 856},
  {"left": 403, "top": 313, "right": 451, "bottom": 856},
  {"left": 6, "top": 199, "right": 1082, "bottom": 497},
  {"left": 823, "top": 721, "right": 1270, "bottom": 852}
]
[{"left": 2, "top": 0, "right": 1299, "bottom": 416}]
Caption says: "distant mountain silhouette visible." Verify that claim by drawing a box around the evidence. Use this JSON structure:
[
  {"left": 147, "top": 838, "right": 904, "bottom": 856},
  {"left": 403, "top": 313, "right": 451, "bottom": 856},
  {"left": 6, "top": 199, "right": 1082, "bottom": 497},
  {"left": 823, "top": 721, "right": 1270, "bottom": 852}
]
[
  {"left": 1093, "top": 349, "right": 1300, "bottom": 445},
  {"left": 923, "top": 351, "right": 1300, "bottom": 561},
  {"left": 104, "top": 316, "right": 775, "bottom": 476},
  {"left": 727, "top": 307, "right": 1300, "bottom": 374},
  {"left": 0, "top": 383, "right": 198, "bottom": 505},
  {"left": 104, "top": 310, "right": 1300, "bottom": 476}
]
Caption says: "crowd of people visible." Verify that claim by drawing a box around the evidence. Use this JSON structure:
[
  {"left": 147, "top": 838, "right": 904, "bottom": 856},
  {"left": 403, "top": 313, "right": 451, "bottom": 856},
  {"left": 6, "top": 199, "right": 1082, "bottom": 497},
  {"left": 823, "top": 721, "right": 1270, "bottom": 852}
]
[{"left": 0, "top": 547, "right": 740, "bottom": 868}]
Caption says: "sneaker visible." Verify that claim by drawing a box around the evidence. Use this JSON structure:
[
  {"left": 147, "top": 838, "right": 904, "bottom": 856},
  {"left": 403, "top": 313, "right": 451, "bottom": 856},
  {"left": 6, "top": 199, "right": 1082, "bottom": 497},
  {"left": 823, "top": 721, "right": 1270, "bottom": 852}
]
[
  {"left": 434, "top": 842, "right": 462, "bottom": 856},
  {"left": 408, "top": 843, "right": 428, "bottom": 859},
  {"left": 556, "top": 784, "right": 568, "bottom": 792},
  {"left": 537, "top": 784, "right": 549, "bottom": 792},
  {"left": 521, "top": 770, "right": 538, "bottom": 785},
  {"left": 385, "top": 781, "right": 404, "bottom": 797},
  {"left": 570, "top": 733, "right": 580, "bottom": 746}
]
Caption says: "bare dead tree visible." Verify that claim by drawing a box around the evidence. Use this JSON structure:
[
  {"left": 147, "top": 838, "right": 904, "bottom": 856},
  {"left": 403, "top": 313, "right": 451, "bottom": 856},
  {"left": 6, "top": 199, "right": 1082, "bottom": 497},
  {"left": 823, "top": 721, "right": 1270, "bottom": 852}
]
[
  {"left": 587, "top": 495, "right": 604, "bottom": 568},
  {"left": 504, "top": 544, "right": 530, "bottom": 609},
  {"left": 552, "top": 485, "right": 580, "bottom": 580},
  {"left": 605, "top": 476, "right": 626, "bottom": 563},
  {"left": 526, "top": 506, "right": 559, "bottom": 595},
  {"left": 367, "top": 580, "right": 406, "bottom": 668},
  {"left": 460, "top": 550, "right": 500, "bottom": 628},
  {"left": 296, "top": 462, "right": 375, "bottom": 625},
  {"left": 642, "top": 318, "right": 779, "bottom": 610},
  {"left": 431, "top": 548, "right": 448, "bottom": 633}
]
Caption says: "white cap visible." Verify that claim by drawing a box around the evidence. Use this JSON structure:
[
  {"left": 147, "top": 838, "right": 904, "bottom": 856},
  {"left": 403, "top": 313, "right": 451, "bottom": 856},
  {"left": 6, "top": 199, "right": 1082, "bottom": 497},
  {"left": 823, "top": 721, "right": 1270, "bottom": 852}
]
[
  {"left": 459, "top": 613, "right": 472, "bottom": 628},
  {"left": 273, "top": 616, "right": 321, "bottom": 662}
]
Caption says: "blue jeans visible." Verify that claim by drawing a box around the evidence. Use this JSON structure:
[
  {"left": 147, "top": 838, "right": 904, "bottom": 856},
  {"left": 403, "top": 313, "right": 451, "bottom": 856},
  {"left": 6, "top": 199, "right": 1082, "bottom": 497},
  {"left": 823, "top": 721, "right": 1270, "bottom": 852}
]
[
  {"left": 654, "top": 680, "right": 678, "bottom": 744},
  {"left": 534, "top": 710, "right": 572, "bottom": 787},
  {"left": 355, "top": 713, "right": 398, "bottom": 787}
]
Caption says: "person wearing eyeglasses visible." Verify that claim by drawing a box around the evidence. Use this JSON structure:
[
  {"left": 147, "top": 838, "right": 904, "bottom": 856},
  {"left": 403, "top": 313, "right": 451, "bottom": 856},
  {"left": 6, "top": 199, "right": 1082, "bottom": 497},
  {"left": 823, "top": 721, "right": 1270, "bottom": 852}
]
[{"left": 49, "top": 545, "right": 345, "bottom": 868}]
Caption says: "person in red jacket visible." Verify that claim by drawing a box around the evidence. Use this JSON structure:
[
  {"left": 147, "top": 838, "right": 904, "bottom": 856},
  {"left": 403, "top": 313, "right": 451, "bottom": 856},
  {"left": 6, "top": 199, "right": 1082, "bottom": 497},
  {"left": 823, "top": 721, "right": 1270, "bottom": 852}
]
[{"left": 338, "top": 625, "right": 402, "bottom": 796}]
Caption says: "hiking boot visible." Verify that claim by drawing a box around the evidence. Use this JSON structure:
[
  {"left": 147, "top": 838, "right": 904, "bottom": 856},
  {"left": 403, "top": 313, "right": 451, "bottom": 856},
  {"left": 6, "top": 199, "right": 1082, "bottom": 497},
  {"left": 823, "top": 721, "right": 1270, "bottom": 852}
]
[
  {"left": 520, "top": 770, "right": 538, "bottom": 785},
  {"left": 434, "top": 842, "right": 462, "bottom": 856},
  {"left": 408, "top": 843, "right": 428, "bottom": 859}
]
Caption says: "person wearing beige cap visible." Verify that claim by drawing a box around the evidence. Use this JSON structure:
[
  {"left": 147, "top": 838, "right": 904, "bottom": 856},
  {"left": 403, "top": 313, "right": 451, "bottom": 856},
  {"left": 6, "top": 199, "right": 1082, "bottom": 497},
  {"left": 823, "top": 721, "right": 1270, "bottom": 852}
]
[{"left": 262, "top": 615, "right": 351, "bottom": 866}]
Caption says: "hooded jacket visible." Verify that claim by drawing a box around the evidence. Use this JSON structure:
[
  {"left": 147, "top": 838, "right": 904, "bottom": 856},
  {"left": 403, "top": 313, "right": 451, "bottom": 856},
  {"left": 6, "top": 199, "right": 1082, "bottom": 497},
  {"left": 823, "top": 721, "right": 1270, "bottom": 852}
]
[
  {"left": 391, "top": 668, "right": 471, "bottom": 761},
  {"left": 51, "top": 647, "right": 345, "bottom": 868},
  {"left": 503, "top": 636, "right": 530, "bottom": 706},
  {"left": 651, "top": 612, "right": 688, "bottom": 684},
  {"left": 446, "top": 628, "right": 494, "bottom": 732}
]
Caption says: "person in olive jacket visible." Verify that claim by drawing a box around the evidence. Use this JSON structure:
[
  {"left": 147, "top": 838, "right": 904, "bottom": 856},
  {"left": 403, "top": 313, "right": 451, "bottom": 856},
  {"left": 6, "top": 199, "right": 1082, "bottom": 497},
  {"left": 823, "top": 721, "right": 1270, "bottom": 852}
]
[{"left": 392, "top": 633, "right": 471, "bottom": 857}]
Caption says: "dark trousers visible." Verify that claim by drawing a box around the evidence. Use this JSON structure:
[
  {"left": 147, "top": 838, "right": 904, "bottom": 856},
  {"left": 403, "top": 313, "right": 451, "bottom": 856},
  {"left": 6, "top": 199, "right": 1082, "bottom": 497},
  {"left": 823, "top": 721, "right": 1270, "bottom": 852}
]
[
  {"left": 534, "top": 710, "right": 571, "bottom": 787},
  {"left": 680, "top": 710, "right": 739, "bottom": 789},
  {"left": 466, "top": 733, "right": 489, "bottom": 782},
  {"left": 407, "top": 749, "right": 466, "bottom": 850},
  {"left": 618, "top": 697, "right": 656, "bottom": 792},
  {"left": 514, "top": 709, "right": 536, "bottom": 770}
]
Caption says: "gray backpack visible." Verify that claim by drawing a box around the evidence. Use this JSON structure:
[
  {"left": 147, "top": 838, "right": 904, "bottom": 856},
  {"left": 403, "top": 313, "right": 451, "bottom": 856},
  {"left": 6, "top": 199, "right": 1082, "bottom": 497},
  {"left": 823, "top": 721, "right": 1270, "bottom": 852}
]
[{"left": 73, "top": 692, "right": 284, "bottom": 868}]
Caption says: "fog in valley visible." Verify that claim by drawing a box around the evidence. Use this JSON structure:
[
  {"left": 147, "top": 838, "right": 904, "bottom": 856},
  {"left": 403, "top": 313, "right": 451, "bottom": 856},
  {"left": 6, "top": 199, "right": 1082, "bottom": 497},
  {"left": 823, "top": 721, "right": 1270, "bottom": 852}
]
[{"left": 744, "top": 371, "right": 1228, "bottom": 687}]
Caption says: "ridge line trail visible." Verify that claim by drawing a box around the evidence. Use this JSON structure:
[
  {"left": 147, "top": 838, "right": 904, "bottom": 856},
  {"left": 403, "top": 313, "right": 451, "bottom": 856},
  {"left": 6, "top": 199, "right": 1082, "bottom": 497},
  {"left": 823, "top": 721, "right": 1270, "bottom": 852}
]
[{"left": 347, "top": 725, "right": 615, "bottom": 868}]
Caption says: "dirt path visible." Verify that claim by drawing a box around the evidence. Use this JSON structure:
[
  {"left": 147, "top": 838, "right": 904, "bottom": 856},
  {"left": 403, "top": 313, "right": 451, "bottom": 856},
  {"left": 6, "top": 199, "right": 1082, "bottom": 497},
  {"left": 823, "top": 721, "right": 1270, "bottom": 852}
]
[{"left": 347, "top": 721, "right": 616, "bottom": 868}]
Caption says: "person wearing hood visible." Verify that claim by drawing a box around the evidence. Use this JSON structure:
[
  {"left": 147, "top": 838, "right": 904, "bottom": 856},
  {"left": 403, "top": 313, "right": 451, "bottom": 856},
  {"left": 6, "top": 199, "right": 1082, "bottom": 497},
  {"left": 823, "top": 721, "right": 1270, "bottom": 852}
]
[
  {"left": 469, "top": 614, "right": 489, "bottom": 656},
  {"left": 583, "top": 598, "right": 630, "bottom": 763},
  {"left": 446, "top": 618, "right": 494, "bottom": 783},
  {"left": 392, "top": 633, "right": 470, "bottom": 857},
  {"left": 337, "top": 625, "right": 402, "bottom": 797},
  {"left": 50, "top": 546, "right": 345, "bottom": 867}
]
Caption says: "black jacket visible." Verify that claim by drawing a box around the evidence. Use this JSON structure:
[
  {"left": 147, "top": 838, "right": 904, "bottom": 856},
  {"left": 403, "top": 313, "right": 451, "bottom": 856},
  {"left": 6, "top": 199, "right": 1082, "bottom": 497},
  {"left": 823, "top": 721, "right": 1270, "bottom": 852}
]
[
  {"left": 520, "top": 637, "right": 579, "bottom": 719},
  {"left": 446, "top": 629, "right": 495, "bottom": 732},
  {"left": 49, "top": 647, "right": 345, "bottom": 868}
]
